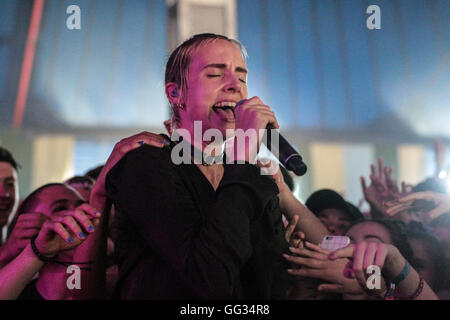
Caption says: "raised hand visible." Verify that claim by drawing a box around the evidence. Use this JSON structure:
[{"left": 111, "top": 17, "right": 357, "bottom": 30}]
[
  {"left": 385, "top": 191, "right": 450, "bottom": 222},
  {"left": 90, "top": 131, "right": 168, "bottom": 210},
  {"left": 34, "top": 203, "right": 100, "bottom": 257},
  {"left": 361, "top": 158, "right": 407, "bottom": 218},
  {"left": 0, "top": 213, "right": 48, "bottom": 266}
]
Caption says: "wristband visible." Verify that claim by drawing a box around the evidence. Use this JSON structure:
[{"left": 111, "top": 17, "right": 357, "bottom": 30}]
[
  {"left": 396, "top": 277, "right": 424, "bottom": 300},
  {"left": 30, "top": 236, "right": 57, "bottom": 262},
  {"left": 391, "top": 260, "right": 411, "bottom": 285}
]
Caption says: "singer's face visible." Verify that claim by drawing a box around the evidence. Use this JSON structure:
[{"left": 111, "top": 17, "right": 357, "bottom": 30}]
[{"left": 181, "top": 39, "right": 248, "bottom": 136}]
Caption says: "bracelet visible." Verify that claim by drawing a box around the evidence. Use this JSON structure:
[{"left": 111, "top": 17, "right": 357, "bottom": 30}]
[
  {"left": 30, "top": 236, "right": 93, "bottom": 269},
  {"left": 396, "top": 277, "right": 424, "bottom": 300},
  {"left": 391, "top": 260, "right": 411, "bottom": 285},
  {"left": 30, "top": 236, "right": 57, "bottom": 263}
]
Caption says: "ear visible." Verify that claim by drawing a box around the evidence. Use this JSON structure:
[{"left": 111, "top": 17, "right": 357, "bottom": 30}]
[{"left": 165, "top": 82, "right": 182, "bottom": 105}]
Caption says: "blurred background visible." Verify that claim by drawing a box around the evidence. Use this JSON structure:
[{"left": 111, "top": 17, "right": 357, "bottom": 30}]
[{"left": 0, "top": 0, "right": 449, "bottom": 206}]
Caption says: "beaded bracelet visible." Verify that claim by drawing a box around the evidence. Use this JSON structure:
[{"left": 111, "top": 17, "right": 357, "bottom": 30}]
[{"left": 395, "top": 277, "right": 424, "bottom": 300}]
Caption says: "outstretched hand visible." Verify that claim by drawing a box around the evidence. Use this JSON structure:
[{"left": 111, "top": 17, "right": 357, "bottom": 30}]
[
  {"left": 329, "top": 241, "right": 399, "bottom": 296},
  {"left": 89, "top": 132, "right": 168, "bottom": 210},
  {"left": 283, "top": 241, "right": 363, "bottom": 295},
  {"left": 361, "top": 158, "right": 408, "bottom": 218},
  {"left": 385, "top": 191, "right": 450, "bottom": 222}
]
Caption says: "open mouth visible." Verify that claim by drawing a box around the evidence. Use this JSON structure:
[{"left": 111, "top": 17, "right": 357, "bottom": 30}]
[
  {"left": 212, "top": 102, "right": 237, "bottom": 121},
  {"left": 212, "top": 101, "right": 236, "bottom": 112}
]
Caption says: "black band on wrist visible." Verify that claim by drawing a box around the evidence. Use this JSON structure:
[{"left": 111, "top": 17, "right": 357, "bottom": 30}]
[{"left": 30, "top": 236, "right": 57, "bottom": 263}]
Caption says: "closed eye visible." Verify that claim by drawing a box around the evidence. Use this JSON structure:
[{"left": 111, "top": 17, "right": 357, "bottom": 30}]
[{"left": 53, "top": 206, "right": 68, "bottom": 213}]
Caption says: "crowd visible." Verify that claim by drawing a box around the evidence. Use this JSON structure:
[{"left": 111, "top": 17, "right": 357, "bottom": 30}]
[{"left": 0, "top": 33, "right": 448, "bottom": 300}]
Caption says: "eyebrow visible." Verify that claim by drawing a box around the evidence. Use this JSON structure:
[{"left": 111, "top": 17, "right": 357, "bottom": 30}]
[
  {"left": 3, "top": 177, "right": 15, "bottom": 182},
  {"left": 50, "top": 199, "right": 69, "bottom": 209},
  {"left": 202, "top": 63, "right": 248, "bottom": 74},
  {"left": 363, "top": 235, "right": 384, "bottom": 242}
]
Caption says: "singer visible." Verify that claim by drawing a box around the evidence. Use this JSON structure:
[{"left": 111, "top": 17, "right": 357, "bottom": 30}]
[{"left": 105, "top": 33, "right": 291, "bottom": 299}]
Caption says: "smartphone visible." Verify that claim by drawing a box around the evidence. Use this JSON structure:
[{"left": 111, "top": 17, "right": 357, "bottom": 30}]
[{"left": 319, "top": 235, "right": 350, "bottom": 251}]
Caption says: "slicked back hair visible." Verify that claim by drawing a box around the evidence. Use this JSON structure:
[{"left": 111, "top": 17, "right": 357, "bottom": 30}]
[{"left": 165, "top": 33, "right": 247, "bottom": 127}]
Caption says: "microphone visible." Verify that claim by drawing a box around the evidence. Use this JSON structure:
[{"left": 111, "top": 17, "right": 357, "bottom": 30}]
[{"left": 234, "top": 100, "right": 307, "bottom": 176}]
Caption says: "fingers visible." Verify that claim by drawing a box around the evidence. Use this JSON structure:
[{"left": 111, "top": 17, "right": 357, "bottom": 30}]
[
  {"left": 360, "top": 176, "right": 367, "bottom": 194},
  {"left": 39, "top": 220, "right": 72, "bottom": 244},
  {"left": 328, "top": 244, "right": 355, "bottom": 260},
  {"left": 317, "top": 283, "right": 344, "bottom": 293},
  {"left": 76, "top": 203, "right": 101, "bottom": 219},
  {"left": 52, "top": 207, "right": 98, "bottom": 239},
  {"left": 389, "top": 191, "right": 434, "bottom": 204},
  {"left": 374, "top": 244, "right": 388, "bottom": 267},
  {"left": 304, "top": 241, "right": 331, "bottom": 255},
  {"left": 18, "top": 228, "right": 40, "bottom": 239},
  {"left": 385, "top": 202, "right": 412, "bottom": 216},
  {"left": 352, "top": 242, "right": 367, "bottom": 284},
  {"left": 236, "top": 96, "right": 280, "bottom": 129},
  {"left": 114, "top": 131, "right": 168, "bottom": 154},
  {"left": 283, "top": 254, "right": 324, "bottom": 269},
  {"left": 15, "top": 213, "right": 48, "bottom": 228},
  {"left": 52, "top": 215, "right": 85, "bottom": 240},
  {"left": 284, "top": 215, "right": 298, "bottom": 244},
  {"left": 363, "top": 242, "right": 378, "bottom": 270},
  {"left": 287, "top": 268, "right": 322, "bottom": 278},
  {"left": 288, "top": 246, "right": 328, "bottom": 260},
  {"left": 377, "top": 158, "right": 384, "bottom": 180}
]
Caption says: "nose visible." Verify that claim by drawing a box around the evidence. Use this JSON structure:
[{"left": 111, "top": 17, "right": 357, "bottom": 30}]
[{"left": 223, "top": 74, "right": 242, "bottom": 93}]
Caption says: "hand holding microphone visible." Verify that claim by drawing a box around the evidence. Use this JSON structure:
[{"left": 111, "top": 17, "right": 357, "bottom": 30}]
[{"left": 233, "top": 98, "right": 307, "bottom": 176}]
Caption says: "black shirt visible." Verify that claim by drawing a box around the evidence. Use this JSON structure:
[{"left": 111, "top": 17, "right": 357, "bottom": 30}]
[{"left": 106, "top": 141, "right": 291, "bottom": 299}]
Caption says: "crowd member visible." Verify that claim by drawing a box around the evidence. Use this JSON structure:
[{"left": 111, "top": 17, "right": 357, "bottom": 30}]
[
  {"left": 305, "top": 189, "right": 363, "bottom": 236},
  {"left": 0, "top": 147, "right": 20, "bottom": 245},
  {"left": 64, "top": 176, "right": 95, "bottom": 202},
  {"left": 0, "top": 212, "right": 95, "bottom": 300},
  {"left": 284, "top": 218, "right": 419, "bottom": 299},
  {"left": 407, "top": 230, "right": 449, "bottom": 296},
  {"left": 104, "top": 33, "right": 292, "bottom": 299},
  {"left": 330, "top": 240, "right": 439, "bottom": 299},
  {"left": 7, "top": 183, "right": 100, "bottom": 299},
  {"left": 84, "top": 165, "right": 104, "bottom": 182}
]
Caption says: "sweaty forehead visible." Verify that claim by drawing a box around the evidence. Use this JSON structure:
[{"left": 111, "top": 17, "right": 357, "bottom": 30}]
[{"left": 189, "top": 39, "right": 246, "bottom": 70}]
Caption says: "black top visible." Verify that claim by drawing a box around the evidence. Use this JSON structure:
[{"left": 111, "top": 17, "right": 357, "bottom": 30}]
[
  {"left": 106, "top": 139, "right": 291, "bottom": 299},
  {"left": 17, "top": 279, "right": 45, "bottom": 300}
]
